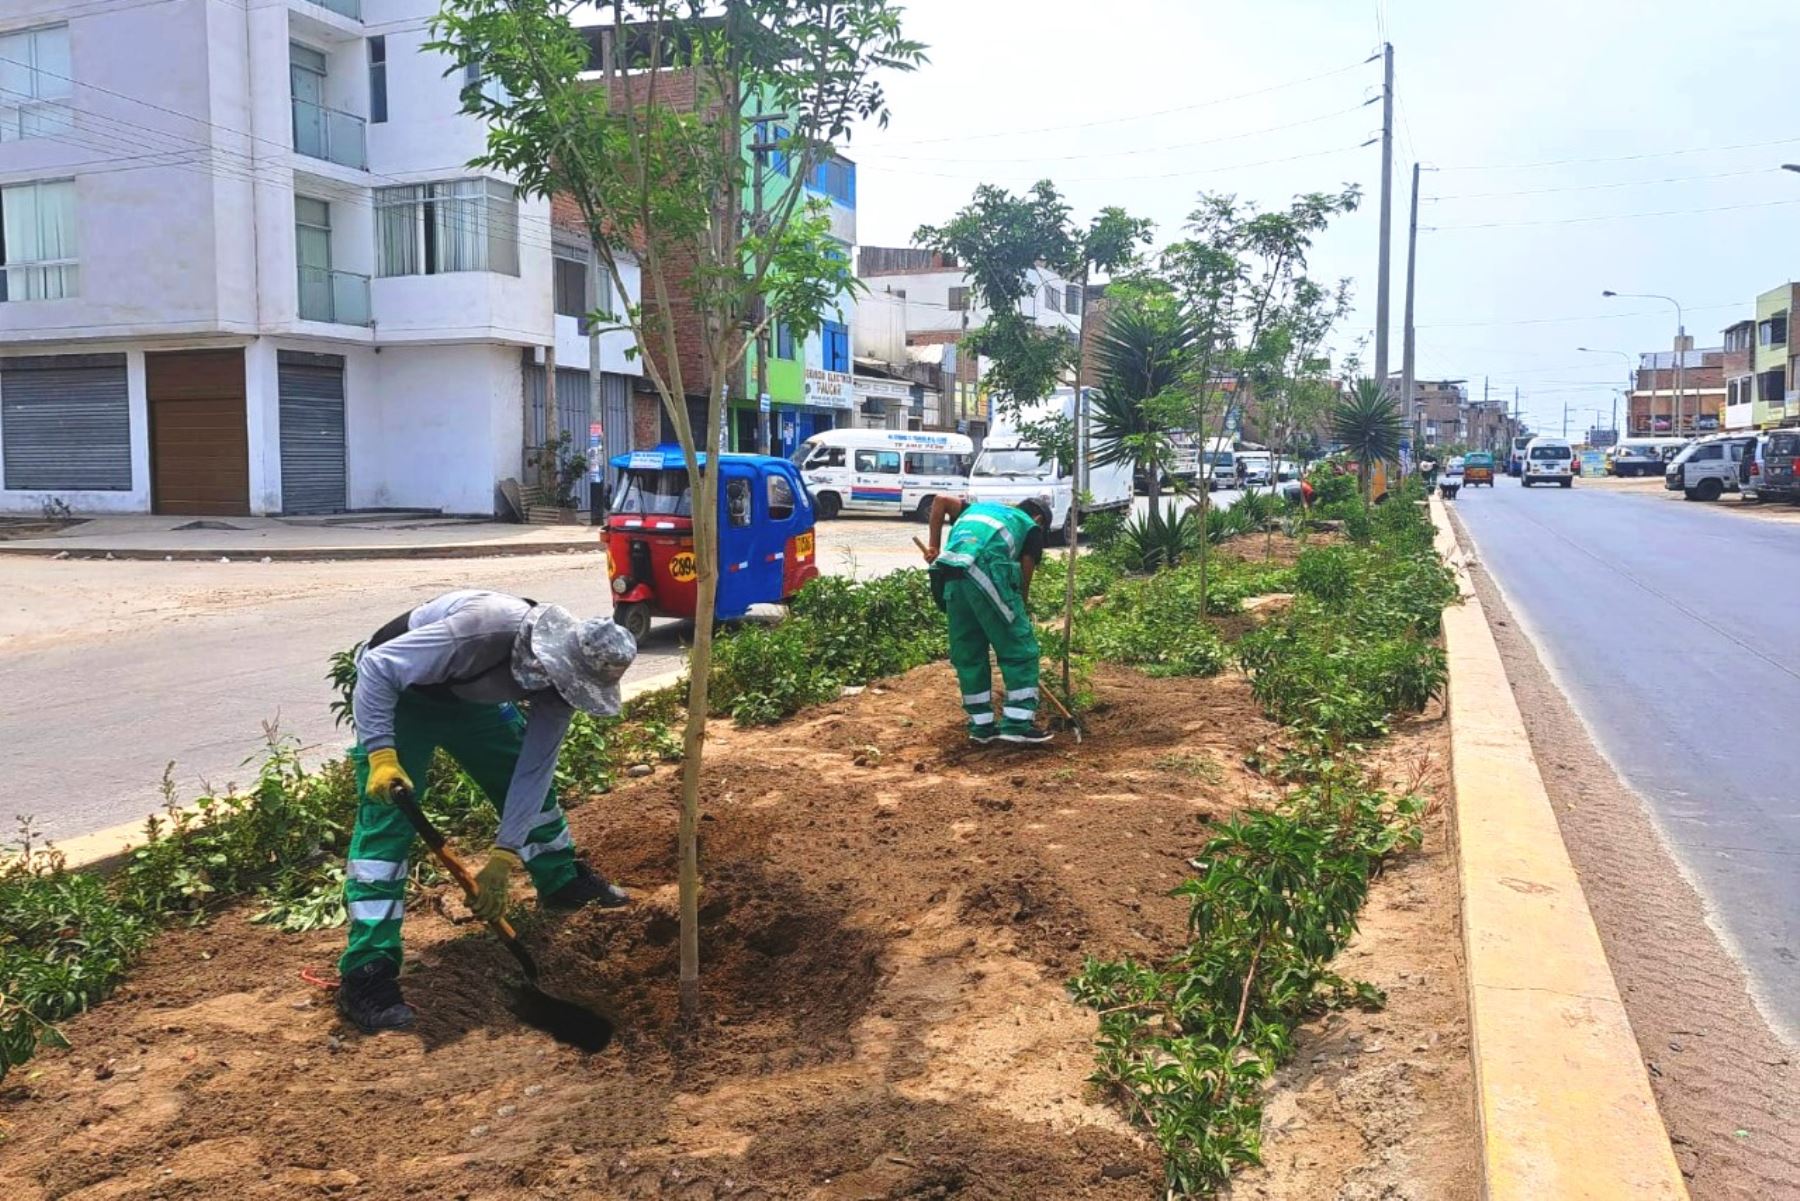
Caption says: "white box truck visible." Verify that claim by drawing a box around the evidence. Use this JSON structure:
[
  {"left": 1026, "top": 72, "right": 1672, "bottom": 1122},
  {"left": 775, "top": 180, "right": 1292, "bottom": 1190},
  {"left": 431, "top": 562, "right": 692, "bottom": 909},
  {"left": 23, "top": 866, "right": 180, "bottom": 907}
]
[{"left": 968, "top": 388, "right": 1134, "bottom": 540}]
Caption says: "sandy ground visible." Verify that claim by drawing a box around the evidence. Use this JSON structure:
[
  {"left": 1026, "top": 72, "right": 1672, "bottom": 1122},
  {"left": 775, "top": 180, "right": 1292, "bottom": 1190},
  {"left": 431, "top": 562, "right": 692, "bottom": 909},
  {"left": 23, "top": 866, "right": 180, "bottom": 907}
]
[
  {"left": 1453, "top": 514, "right": 1800, "bottom": 1200},
  {"left": 0, "top": 661, "right": 1474, "bottom": 1200},
  {"left": 1577, "top": 473, "right": 1800, "bottom": 523}
]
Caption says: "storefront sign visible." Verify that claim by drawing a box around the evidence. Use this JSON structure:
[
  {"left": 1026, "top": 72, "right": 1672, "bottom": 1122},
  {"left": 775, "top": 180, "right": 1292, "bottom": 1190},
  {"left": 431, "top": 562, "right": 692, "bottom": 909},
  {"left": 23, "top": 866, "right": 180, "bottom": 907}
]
[
  {"left": 629, "top": 449, "right": 664, "bottom": 470},
  {"left": 855, "top": 377, "right": 912, "bottom": 403},
  {"left": 588, "top": 421, "right": 604, "bottom": 480},
  {"left": 804, "top": 368, "right": 855, "bottom": 409}
]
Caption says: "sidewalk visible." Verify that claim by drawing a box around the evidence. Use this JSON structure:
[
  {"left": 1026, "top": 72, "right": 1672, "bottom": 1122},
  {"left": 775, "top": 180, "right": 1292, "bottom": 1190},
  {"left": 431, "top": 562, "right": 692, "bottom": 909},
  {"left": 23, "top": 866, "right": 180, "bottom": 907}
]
[{"left": 0, "top": 512, "right": 600, "bottom": 560}]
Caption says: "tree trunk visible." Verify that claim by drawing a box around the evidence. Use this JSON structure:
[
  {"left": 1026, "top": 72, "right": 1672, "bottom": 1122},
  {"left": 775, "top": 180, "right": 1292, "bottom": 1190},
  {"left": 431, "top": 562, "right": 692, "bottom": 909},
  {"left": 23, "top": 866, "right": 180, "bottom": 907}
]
[{"left": 676, "top": 390, "right": 722, "bottom": 1024}]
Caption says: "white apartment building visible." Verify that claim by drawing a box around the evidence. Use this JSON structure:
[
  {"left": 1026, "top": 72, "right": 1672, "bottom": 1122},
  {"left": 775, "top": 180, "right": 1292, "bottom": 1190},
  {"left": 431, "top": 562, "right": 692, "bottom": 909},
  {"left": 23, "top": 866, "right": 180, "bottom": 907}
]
[
  {"left": 0, "top": 0, "right": 640, "bottom": 516},
  {"left": 853, "top": 247, "right": 1081, "bottom": 438}
]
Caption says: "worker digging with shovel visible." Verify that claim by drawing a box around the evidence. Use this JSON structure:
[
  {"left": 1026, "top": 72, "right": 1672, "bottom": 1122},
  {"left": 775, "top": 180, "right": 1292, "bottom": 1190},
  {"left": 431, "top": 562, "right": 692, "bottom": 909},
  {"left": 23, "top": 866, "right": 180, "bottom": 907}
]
[
  {"left": 335, "top": 590, "right": 637, "bottom": 1033},
  {"left": 923, "top": 494, "right": 1056, "bottom": 746}
]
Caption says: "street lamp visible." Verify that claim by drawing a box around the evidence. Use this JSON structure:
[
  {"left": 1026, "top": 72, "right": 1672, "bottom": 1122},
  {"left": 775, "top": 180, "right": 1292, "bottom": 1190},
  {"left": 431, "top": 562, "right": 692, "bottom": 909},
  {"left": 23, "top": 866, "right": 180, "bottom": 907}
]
[
  {"left": 1602, "top": 290, "right": 1686, "bottom": 435},
  {"left": 1577, "top": 347, "right": 1633, "bottom": 435}
]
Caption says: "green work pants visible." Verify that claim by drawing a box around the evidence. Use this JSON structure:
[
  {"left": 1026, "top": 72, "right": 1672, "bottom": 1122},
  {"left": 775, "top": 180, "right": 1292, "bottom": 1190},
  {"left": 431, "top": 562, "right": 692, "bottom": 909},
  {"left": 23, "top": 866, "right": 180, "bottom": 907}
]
[
  {"left": 339, "top": 693, "right": 577, "bottom": 976},
  {"left": 944, "top": 572, "right": 1040, "bottom": 737}
]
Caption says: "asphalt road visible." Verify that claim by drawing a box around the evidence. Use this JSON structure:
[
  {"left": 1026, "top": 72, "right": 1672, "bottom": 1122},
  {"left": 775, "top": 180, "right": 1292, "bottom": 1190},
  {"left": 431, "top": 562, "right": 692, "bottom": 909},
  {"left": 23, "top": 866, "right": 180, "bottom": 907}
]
[
  {"left": 1453, "top": 478, "right": 1800, "bottom": 1038},
  {"left": 2, "top": 519, "right": 918, "bottom": 843}
]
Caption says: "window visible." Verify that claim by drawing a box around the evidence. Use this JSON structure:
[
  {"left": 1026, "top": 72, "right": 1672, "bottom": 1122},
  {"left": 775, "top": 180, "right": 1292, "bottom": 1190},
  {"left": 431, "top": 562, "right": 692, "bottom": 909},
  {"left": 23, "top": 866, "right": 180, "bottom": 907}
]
[
  {"left": 0, "top": 24, "right": 71, "bottom": 142},
  {"left": 1, "top": 179, "right": 78, "bottom": 301},
  {"left": 375, "top": 179, "right": 518, "bottom": 277},
  {"left": 461, "top": 58, "right": 508, "bottom": 106},
  {"left": 1693, "top": 444, "right": 1722, "bottom": 462},
  {"left": 775, "top": 322, "right": 795, "bottom": 360},
  {"left": 368, "top": 36, "right": 387, "bottom": 124},
  {"left": 1725, "top": 325, "right": 1753, "bottom": 352},
  {"left": 947, "top": 285, "right": 969, "bottom": 312},
  {"left": 1759, "top": 368, "right": 1787, "bottom": 404},
  {"left": 294, "top": 195, "right": 331, "bottom": 319},
  {"left": 904, "top": 451, "right": 966, "bottom": 476},
  {"left": 554, "top": 241, "right": 586, "bottom": 320},
  {"left": 808, "top": 156, "right": 854, "bottom": 205},
  {"left": 821, "top": 320, "right": 849, "bottom": 373},
  {"left": 766, "top": 473, "right": 795, "bottom": 520},
  {"left": 615, "top": 469, "right": 692, "bottom": 516},
  {"left": 854, "top": 449, "right": 901, "bottom": 474},
  {"left": 1043, "top": 285, "right": 1061, "bottom": 312},
  {"left": 726, "top": 478, "right": 753, "bottom": 527},
  {"left": 806, "top": 445, "right": 845, "bottom": 468},
  {"left": 1064, "top": 286, "right": 1081, "bottom": 316}
]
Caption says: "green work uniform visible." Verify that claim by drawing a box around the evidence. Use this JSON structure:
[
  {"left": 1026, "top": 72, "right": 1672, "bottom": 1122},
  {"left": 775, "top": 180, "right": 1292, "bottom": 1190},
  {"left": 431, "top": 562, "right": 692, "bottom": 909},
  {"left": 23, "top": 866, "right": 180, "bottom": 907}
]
[
  {"left": 340, "top": 693, "right": 577, "bottom": 976},
  {"left": 930, "top": 502, "right": 1042, "bottom": 737}
]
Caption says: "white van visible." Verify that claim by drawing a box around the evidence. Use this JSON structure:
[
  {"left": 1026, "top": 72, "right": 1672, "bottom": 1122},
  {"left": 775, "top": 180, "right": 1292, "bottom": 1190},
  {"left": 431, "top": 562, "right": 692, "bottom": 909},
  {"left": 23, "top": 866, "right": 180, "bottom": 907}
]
[
  {"left": 1235, "top": 450, "right": 1275, "bottom": 488},
  {"left": 1201, "top": 438, "right": 1236, "bottom": 491},
  {"left": 794, "top": 429, "right": 974, "bottom": 521},
  {"left": 1520, "top": 436, "right": 1575, "bottom": 488},
  {"left": 968, "top": 388, "right": 1134, "bottom": 538}
]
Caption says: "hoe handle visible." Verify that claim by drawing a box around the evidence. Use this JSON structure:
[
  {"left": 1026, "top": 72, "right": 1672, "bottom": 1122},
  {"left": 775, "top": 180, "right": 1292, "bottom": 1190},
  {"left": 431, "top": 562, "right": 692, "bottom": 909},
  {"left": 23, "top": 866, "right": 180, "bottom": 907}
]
[{"left": 389, "top": 783, "right": 533, "bottom": 973}]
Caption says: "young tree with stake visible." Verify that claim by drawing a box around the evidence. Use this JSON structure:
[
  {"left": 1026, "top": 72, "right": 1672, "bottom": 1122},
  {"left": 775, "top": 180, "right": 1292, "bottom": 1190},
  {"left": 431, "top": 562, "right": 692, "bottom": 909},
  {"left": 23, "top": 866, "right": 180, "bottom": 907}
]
[{"left": 429, "top": 0, "right": 924, "bottom": 1021}]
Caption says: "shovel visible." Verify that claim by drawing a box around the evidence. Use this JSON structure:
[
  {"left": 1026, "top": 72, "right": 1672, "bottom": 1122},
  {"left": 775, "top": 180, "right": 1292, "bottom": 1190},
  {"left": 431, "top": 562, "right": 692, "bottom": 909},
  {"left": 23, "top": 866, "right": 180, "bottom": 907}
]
[{"left": 388, "top": 783, "right": 613, "bottom": 1052}]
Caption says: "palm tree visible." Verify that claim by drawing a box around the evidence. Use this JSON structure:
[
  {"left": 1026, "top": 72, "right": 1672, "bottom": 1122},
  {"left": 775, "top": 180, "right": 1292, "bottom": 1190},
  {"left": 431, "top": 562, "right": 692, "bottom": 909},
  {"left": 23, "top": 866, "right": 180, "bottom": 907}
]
[
  {"left": 1088, "top": 301, "right": 1198, "bottom": 508},
  {"left": 1330, "top": 378, "right": 1404, "bottom": 503}
]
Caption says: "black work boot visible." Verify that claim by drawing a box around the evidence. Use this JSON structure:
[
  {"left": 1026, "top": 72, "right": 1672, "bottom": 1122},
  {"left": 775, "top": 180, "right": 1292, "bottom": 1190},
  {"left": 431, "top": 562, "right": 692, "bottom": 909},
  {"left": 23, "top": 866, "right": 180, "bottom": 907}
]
[
  {"left": 999, "top": 725, "right": 1056, "bottom": 746},
  {"left": 336, "top": 959, "right": 415, "bottom": 1033},
  {"left": 545, "top": 860, "right": 630, "bottom": 912}
]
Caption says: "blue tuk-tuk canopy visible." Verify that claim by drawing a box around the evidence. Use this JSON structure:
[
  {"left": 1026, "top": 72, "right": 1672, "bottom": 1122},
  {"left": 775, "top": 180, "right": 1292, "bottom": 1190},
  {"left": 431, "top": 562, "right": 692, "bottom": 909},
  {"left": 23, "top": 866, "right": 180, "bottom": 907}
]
[{"left": 608, "top": 444, "right": 793, "bottom": 472}]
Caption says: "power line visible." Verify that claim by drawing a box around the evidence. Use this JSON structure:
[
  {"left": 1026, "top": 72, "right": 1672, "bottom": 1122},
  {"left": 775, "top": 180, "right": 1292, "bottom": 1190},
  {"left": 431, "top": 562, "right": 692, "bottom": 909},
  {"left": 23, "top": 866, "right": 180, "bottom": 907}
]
[
  {"left": 1436, "top": 133, "right": 1800, "bottom": 172},
  {"left": 1429, "top": 165, "right": 1773, "bottom": 201},
  {"left": 1427, "top": 196, "right": 1800, "bottom": 230},
  {"left": 868, "top": 58, "right": 1370, "bottom": 147},
  {"left": 860, "top": 102, "right": 1369, "bottom": 165},
  {"left": 859, "top": 141, "right": 1366, "bottom": 185}
]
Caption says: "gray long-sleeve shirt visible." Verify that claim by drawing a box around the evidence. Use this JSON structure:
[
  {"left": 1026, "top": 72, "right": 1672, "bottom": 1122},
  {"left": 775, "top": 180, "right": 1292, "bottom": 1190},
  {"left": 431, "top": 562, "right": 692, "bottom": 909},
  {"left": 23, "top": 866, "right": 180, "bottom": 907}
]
[{"left": 353, "top": 590, "right": 571, "bottom": 854}]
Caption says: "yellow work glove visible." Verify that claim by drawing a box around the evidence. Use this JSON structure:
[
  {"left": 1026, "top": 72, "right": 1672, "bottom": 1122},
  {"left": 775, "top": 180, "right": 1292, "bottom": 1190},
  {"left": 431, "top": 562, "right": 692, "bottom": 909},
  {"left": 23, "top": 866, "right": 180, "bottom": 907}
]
[
  {"left": 469, "top": 849, "right": 522, "bottom": 923},
  {"left": 364, "top": 748, "right": 412, "bottom": 802}
]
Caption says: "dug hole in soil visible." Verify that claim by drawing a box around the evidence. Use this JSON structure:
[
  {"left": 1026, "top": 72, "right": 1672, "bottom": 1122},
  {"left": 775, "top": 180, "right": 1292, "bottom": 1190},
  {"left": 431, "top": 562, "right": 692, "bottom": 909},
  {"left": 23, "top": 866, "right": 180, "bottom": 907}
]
[{"left": 1, "top": 662, "right": 1474, "bottom": 1200}]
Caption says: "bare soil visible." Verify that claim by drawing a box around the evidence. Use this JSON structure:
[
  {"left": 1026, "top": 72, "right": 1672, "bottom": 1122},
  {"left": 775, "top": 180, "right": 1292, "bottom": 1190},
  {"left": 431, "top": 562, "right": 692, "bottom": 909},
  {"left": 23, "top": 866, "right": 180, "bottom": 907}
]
[
  {"left": 1215, "top": 529, "right": 1342, "bottom": 567},
  {"left": 0, "top": 664, "right": 1473, "bottom": 1200},
  {"left": 1454, "top": 518, "right": 1800, "bottom": 1200}
]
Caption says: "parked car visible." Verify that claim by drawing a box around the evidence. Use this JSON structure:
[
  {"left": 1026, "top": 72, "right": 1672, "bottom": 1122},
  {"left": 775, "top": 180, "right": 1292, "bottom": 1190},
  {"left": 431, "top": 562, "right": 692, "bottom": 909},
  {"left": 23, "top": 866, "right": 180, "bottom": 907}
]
[
  {"left": 1608, "top": 437, "right": 1687, "bottom": 477},
  {"left": 1664, "top": 434, "right": 1756, "bottom": 501},
  {"left": 1463, "top": 451, "right": 1495, "bottom": 486},
  {"left": 1236, "top": 450, "right": 1275, "bottom": 488},
  {"left": 1520, "top": 437, "right": 1575, "bottom": 488},
  {"left": 1752, "top": 429, "right": 1800, "bottom": 503}
]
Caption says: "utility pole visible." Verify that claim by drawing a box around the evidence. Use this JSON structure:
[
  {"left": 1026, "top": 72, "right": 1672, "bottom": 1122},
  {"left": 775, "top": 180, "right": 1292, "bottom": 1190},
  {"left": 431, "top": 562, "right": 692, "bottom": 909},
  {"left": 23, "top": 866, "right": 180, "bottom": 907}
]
[
  {"left": 1399, "top": 160, "right": 1419, "bottom": 449},
  {"left": 1562, "top": 403, "right": 1569, "bottom": 439},
  {"left": 1373, "top": 42, "right": 1394, "bottom": 393}
]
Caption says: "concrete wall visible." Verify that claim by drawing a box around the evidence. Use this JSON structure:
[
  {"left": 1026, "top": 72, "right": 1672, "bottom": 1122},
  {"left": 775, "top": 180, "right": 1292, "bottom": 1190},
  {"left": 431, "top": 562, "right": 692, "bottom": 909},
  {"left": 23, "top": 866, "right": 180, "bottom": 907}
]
[{"left": 349, "top": 342, "right": 522, "bottom": 513}]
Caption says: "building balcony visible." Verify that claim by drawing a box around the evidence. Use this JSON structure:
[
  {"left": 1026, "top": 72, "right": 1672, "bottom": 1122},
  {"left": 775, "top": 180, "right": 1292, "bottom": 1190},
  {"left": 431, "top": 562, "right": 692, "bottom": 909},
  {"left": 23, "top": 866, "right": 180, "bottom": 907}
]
[
  {"left": 298, "top": 266, "right": 371, "bottom": 326},
  {"left": 292, "top": 98, "right": 366, "bottom": 170},
  {"left": 308, "top": 0, "right": 361, "bottom": 17}
]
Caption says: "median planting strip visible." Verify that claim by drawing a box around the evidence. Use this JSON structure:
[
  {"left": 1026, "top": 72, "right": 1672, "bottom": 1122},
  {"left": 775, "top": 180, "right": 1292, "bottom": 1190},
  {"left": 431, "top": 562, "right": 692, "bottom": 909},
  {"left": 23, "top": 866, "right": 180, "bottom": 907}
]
[{"left": 1432, "top": 498, "right": 1688, "bottom": 1199}]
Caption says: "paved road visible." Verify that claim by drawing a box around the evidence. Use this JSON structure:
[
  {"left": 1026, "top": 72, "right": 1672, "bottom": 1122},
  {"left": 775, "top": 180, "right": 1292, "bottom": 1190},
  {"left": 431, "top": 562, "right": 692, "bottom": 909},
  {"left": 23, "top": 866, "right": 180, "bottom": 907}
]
[
  {"left": 2, "top": 519, "right": 918, "bottom": 843},
  {"left": 1454, "top": 480, "right": 1800, "bottom": 1037}
]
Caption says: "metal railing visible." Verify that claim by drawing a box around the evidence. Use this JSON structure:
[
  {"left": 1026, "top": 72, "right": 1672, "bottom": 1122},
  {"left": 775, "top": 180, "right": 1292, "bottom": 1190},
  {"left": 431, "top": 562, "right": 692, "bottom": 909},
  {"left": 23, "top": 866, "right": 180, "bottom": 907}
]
[
  {"left": 291, "top": 97, "right": 366, "bottom": 170},
  {"left": 298, "top": 266, "right": 371, "bottom": 326}
]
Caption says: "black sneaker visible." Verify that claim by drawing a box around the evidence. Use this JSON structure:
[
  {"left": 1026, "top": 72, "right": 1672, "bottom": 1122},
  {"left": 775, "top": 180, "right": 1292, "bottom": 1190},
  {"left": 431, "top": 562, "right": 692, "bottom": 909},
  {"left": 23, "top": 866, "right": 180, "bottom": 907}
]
[
  {"left": 336, "top": 959, "right": 415, "bottom": 1033},
  {"left": 998, "top": 726, "right": 1055, "bottom": 746},
  {"left": 545, "top": 860, "right": 630, "bottom": 911}
]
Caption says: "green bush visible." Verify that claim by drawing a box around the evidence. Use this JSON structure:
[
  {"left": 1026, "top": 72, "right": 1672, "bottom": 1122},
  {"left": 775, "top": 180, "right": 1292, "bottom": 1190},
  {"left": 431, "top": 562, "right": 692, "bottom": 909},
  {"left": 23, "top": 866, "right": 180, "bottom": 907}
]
[
  {"left": 709, "top": 570, "right": 946, "bottom": 725},
  {"left": 1071, "top": 767, "right": 1425, "bottom": 1195},
  {"left": 1116, "top": 502, "right": 1201, "bottom": 572},
  {"left": 1076, "top": 567, "right": 1230, "bottom": 677},
  {"left": 1, "top": 833, "right": 151, "bottom": 1080}
]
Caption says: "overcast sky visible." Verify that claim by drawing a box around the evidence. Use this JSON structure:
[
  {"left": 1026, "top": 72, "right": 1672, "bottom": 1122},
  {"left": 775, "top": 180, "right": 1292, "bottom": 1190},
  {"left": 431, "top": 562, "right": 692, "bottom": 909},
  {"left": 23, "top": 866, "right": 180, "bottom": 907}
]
[{"left": 833, "top": 0, "right": 1797, "bottom": 436}]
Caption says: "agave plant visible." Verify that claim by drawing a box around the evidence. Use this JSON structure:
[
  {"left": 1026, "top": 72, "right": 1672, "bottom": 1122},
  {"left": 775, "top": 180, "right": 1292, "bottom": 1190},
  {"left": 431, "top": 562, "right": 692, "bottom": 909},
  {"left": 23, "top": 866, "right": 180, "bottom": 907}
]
[
  {"left": 1230, "top": 490, "right": 1277, "bottom": 533},
  {"left": 1119, "top": 502, "right": 1202, "bottom": 572},
  {"left": 1330, "top": 379, "right": 1404, "bottom": 503}
]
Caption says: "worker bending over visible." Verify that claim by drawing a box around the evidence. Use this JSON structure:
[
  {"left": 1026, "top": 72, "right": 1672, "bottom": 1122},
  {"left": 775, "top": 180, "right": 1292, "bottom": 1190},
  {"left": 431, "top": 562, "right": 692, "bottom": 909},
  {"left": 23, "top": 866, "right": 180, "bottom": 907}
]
[
  {"left": 924, "top": 495, "right": 1054, "bottom": 745},
  {"left": 337, "top": 590, "right": 637, "bottom": 1033}
]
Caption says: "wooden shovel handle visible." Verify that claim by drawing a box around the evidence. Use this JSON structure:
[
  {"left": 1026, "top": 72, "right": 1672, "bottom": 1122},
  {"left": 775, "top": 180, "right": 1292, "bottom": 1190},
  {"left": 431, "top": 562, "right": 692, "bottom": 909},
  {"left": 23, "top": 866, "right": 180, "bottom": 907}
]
[{"left": 389, "top": 783, "right": 521, "bottom": 944}]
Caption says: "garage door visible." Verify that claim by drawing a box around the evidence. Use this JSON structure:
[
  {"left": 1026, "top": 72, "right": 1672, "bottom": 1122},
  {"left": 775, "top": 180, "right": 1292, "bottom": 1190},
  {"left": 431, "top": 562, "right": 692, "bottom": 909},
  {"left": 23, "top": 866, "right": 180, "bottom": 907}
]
[
  {"left": 0, "top": 354, "right": 131, "bottom": 491},
  {"left": 278, "top": 351, "right": 346, "bottom": 514},
  {"left": 147, "top": 349, "right": 248, "bottom": 516}
]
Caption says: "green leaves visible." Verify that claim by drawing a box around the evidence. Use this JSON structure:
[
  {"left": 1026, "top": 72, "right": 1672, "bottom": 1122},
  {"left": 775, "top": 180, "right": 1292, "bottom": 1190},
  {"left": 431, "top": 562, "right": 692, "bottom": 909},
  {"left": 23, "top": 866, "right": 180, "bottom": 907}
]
[{"left": 1330, "top": 379, "right": 1406, "bottom": 499}]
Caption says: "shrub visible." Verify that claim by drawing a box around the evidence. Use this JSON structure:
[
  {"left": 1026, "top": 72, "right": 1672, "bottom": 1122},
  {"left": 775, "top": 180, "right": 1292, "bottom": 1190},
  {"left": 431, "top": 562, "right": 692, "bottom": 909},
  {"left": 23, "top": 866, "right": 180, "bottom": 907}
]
[
  {"left": 709, "top": 570, "right": 946, "bottom": 725},
  {"left": 1077, "top": 567, "right": 1230, "bottom": 677},
  {"left": 1116, "top": 502, "right": 1201, "bottom": 572}
]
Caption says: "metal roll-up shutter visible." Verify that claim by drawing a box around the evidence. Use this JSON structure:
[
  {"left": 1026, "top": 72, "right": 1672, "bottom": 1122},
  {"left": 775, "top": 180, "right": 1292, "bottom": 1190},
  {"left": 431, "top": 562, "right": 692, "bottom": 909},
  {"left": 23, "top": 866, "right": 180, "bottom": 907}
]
[
  {"left": 525, "top": 362, "right": 592, "bottom": 451},
  {"left": 597, "top": 372, "right": 631, "bottom": 490},
  {"left": 277, "top": 350, "right": 347, "bottom": 514},
  {"left": 0, "top": 354, "right": 131, "bottom": 491}
]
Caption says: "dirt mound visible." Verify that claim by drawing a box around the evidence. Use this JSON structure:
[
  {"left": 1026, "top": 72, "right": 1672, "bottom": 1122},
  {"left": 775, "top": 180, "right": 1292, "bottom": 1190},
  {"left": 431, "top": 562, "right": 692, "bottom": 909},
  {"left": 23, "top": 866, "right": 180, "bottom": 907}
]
[{"left": 0, "top": 661, "right": 1469, "bottom": 1200}]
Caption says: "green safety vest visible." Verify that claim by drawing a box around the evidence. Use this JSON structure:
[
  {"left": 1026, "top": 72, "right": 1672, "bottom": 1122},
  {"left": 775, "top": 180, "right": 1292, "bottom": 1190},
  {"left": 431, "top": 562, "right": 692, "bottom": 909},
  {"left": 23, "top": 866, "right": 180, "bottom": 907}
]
[{"left": 931, "top": 502, "right": 1037, "bottom": 619}]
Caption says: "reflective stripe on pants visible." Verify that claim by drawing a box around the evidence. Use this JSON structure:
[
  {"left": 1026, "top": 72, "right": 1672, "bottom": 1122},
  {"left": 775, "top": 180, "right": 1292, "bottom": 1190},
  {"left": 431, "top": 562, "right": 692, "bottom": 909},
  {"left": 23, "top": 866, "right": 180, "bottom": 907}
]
[{"left": 944, "top": 574, "right": 1040, "bottom": 737}]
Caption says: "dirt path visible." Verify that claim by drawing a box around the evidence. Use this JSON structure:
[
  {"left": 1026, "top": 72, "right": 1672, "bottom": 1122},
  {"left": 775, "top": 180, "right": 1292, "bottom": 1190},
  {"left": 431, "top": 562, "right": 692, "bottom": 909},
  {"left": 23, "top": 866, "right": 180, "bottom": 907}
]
[
  {"left": 0, "top": 664, "right": 1473, "bottom": 1200},
  {"left": 1455, "top": 522, "right": 1800, "bottom": 1199}
]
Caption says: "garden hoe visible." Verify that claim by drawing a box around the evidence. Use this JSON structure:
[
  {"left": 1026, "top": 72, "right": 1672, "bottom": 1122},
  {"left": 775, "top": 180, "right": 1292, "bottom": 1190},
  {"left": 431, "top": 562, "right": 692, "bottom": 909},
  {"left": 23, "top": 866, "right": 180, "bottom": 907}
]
[
  {"left": 388, "top": 783, "right": 613, "bottom": 1052},
  {"left": 1038, "top": 680, "right": 1085, "bottom": 743}
]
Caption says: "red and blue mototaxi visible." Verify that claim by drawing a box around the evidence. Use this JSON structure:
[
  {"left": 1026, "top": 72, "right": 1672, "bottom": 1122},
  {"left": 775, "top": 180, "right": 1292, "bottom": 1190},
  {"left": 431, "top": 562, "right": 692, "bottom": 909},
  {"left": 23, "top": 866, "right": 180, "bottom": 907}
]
[{"left": 602, "top": 446, "right": 820, "bottom": 640}]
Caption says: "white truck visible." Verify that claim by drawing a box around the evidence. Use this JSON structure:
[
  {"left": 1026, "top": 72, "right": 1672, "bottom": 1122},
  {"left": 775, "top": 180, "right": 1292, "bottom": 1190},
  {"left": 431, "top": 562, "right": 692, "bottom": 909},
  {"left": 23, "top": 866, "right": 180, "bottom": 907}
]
[{"left": 968, "top": 388, "right": 1134, "bottom": 540}]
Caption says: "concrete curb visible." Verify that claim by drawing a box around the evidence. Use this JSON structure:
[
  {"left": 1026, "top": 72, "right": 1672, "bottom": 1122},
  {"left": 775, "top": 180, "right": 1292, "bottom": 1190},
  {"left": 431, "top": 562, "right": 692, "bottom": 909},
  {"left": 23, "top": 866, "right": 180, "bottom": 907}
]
[
  {"left": 1432, "top": 497, "right": 1688, "bottom": 1199},
  {"left": 0, "top": 541, "right": 600, "bottom": 563},
  {"left": 54, "top": 667, "right": 689, "bottom": 874}
]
